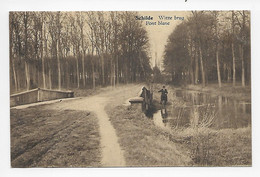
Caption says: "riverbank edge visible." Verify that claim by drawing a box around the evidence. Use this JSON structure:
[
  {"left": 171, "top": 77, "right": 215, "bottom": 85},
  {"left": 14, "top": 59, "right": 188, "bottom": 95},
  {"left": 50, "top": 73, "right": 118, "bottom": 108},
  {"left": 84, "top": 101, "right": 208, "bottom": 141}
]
[
  {"left": 106, "top": 104, "right": 194, "bottom": 166},
  {"left": 106, "top": 84, "right": 251, "bottom": 166},
  {"left": 157, "top": 83, "right": 251, "bottom": 166},
  {"left": 184, "top": 83, "right": 251, "bottom": 102}
]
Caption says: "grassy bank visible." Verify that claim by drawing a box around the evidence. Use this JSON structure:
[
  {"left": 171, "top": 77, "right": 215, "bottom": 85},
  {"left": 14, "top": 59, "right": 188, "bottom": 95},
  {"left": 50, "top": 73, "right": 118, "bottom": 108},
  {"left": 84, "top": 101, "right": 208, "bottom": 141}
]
[
  {"left": 11, "top": 106, "right": 101, "bottom": 167},
  {"left": 107, "top": 103, "right": 251, "bottom": 166},
  {"left": 106, "top": 83, "right": 251, "bottom": 166},
  {"left": 106, "top": 104, "right": 193, "bottom": 166},
  {"left": 72, "top": 84, "right": 134, "bottom": 97},
  {"left": 103, "top": 84, "right": 192, "bottom": 166},
  {"left": 173, "top": 126, "right": 251, "bottom": 166},
  {"left": 158, "top": 83, "right": 251, "bottom": 166}
]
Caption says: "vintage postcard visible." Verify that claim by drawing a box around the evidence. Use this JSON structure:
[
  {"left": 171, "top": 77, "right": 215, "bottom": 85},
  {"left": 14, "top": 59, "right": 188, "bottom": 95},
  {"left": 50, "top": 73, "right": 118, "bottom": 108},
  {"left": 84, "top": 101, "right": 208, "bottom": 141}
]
[{"left": 9, "top": 11, "right": 251, "bottom": 167}]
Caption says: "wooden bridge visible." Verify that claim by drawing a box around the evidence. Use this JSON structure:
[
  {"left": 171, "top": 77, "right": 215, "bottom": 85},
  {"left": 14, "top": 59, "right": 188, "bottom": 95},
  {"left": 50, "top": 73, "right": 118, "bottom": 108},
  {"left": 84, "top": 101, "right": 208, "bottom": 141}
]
[{"left": 10, "top": 88, "right": 74, "bottom": 107}]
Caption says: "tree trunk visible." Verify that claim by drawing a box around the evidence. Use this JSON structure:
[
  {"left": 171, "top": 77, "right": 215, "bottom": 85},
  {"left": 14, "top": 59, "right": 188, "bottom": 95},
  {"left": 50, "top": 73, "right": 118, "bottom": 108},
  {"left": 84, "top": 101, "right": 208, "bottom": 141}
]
[
  {"left": 48, "top": 66, "right": 52, "bottom": 89},
  {"left": 227, "top": 66, "right": 231, "bottom": 82},
  {"left": 12, "top": 60, "right": 18, "bottom": 92},
  {"left": 195, "top": 45, "right": 199, "bottom": 84},
  {"left": 240, "top": 44, "right": 245, "bottom": 87},
  {"left": 57, "top": 40, "right": 61, "bottom": 90},
  {"left": 33, "top": 62, "right": 37, "bottom": 88},
  {"left": 82, "top": 51, "right": 86, "bottom": 87},
  {"left": 113, "top": 62, "right": 116, "bottom": 88},
  {"left": 101, "top": 54, "right": 105, "bottom": 86},
  {"left": 110, "top": 58, "right": 112, "bottom": 86},
  {"left": 10, "top": 39, "right": 18, "bottom": 91},
  {"left": 41, "top": 23, "right": 46, "bottom": 89},
  {"left": 91, "top": 47, "right": 95, "bottom": 89},
  {"left": 247, "top": 52, "right": 251, "bottom": 85},
  {"left": 17, "top": 69, "right": 20, "bottom": 90},
  {"left": 76, "top": 53, "right": 80, "bottom": 88},
  {"left": 10, "top": 20, "right": 18, "bottom": 92},
  {"left": 190, "top": 41, "right": 194, "bottom": 85},
  {"left": 41, "top": 54, "right": 46, "bottom": 89},
  {"left": 24, "top": 12, "right": 30, "bottom": 90},
  {"left": 231, "top": 11, "right": 236, "bottom": 87},
  {"left": 92, "top": 61, "right": 95, "bottom": 89},
  {"left": 199, "top": 44, "right": 205, "bottom": 87},
  {"left": 66, "top": 60, "right": 70, "bottom": 88},
  {"left": 214, "top": 12, "right": 222, "bottom": 88},
  {"left": 25, "top": 61, "right": 30, "bottom": 90},
  {"left": 240, "top": 11, "right": 246, "bottom": 87},
  {"left": 80, "top": 21, "right": 86, "bottom": 88},
  {"left": 231, "top": 42, "right": 236, "bottom": 86},
  {"left": 116, "top": 55, "right": 119, "bottom": 85},
  {"left": 216, "top": 44, "right": 222, "bottom": 87}
]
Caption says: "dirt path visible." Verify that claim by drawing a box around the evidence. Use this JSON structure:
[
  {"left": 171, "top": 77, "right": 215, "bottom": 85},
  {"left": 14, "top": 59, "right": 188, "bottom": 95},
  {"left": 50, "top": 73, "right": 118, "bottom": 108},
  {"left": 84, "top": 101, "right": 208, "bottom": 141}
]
[
  {"left": 87, "top": 97, "right": 125, "bottom": 166},
  {"left": 46, "top": 94, "right": 126, "bottom": 166},
  {"left": 11, "top": 84, "right": 142, "bottom": 167}
]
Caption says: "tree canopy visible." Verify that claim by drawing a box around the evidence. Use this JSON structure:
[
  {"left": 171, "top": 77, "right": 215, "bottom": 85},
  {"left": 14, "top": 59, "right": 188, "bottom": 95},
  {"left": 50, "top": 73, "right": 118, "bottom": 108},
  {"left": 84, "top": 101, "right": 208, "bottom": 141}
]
[
  {"left": 10, "top": 11, "right": 152, "bottom": 93},
  {"left": 163, "top": 11, "right": 250, "bottom": 87}
]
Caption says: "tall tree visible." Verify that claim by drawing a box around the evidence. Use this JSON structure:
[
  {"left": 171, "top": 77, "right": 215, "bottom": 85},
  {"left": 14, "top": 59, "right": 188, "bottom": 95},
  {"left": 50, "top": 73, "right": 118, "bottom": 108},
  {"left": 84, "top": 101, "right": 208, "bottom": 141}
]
[
  {"left": 23, "top": 12, "right": 30, "bottom": 90},
  {"left": 212, "top": 11, "right": 222, "bottom": 87},
  {"left": 231, "top": 11, "right": 237, "bottom": 86}
]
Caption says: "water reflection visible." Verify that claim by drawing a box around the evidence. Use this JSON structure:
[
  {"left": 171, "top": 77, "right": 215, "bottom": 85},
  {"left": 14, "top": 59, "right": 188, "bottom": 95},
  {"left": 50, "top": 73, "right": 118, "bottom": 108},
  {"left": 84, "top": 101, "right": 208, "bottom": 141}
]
[
  {"left": 153, "top": 108, "right": 169, "bottom": 129},
  {"left": 151, "top": 89, "right": 251, "bottom": 130},
  {"left": 161, "top": 108, "right": 168, "bottom": 118}
]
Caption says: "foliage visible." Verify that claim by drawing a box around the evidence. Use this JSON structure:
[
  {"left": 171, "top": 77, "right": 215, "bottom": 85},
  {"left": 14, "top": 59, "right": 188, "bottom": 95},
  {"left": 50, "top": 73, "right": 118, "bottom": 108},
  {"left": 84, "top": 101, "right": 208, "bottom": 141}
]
[
  {"left": 10, "top": 12, "right": 152, "bottom": 93},
  {"left": 163, "top": 11, "right": 250, "bottom": 87}
]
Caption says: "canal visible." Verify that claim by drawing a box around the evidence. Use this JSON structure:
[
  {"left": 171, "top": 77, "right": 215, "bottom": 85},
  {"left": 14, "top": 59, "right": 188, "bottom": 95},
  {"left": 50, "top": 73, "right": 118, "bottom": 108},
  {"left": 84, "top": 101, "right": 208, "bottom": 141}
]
[{"left": 151, "top": 89, "right": 251, "bottom": 130}]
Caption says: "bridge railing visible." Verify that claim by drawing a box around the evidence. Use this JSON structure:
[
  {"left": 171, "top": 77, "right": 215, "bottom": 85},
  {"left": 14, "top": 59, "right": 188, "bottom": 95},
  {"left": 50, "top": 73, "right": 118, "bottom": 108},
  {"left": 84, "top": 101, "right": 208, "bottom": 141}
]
[{"left": 10, "top": 88, "right": 74, "bottom": 107}]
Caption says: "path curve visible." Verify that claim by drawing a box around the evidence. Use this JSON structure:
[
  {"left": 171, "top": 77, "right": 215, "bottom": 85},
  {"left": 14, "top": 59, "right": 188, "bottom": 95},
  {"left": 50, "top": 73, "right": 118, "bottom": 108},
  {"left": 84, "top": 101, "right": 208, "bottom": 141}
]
[
  {"left": 44, "top": 95, "right": 125, "bottom": 167},
  {"left": 82, "top": 96, "right": 125, "bottom": 166}
]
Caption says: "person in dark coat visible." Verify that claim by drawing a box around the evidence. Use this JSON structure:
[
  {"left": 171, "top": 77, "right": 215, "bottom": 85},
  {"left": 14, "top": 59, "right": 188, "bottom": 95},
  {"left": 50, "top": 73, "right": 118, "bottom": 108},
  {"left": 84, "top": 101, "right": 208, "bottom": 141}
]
[{"left": 158, "top": 85, "right": 168, "bottom": 104}]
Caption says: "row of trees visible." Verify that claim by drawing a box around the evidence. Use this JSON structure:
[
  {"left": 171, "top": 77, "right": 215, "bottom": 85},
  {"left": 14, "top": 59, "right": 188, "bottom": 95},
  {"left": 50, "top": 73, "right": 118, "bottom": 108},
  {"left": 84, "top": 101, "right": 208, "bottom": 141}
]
[
  {"left": 163, "top": 11, "right": 250, "bottom": 87},
  {"left": 10, "top": 11, "right": 152, "bottom": 93}
]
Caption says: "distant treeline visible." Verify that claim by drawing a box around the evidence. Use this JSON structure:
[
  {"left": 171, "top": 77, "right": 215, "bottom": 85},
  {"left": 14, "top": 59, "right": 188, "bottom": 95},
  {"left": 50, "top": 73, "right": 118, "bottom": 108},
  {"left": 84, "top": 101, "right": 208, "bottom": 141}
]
[
  {"left": 10, "top": 12, "right": 152, "bottom": 93},
  {"left": 164, "top": 11, "right": 250, "bottom": 87}
]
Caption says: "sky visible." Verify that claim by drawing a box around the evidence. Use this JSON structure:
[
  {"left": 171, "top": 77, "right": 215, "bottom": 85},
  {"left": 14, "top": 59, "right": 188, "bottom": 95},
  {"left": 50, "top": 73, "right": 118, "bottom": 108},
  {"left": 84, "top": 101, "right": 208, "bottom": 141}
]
[{"left": 138, "top": 11, "right": 191, "bottom": 70}]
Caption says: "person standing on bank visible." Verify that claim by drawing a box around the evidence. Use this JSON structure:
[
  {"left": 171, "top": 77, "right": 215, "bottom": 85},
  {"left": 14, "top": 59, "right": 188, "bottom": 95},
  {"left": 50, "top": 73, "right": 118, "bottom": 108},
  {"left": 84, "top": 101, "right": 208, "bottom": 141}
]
[{"left": 158, "top": 85, "right": 168, "bottom": 104}]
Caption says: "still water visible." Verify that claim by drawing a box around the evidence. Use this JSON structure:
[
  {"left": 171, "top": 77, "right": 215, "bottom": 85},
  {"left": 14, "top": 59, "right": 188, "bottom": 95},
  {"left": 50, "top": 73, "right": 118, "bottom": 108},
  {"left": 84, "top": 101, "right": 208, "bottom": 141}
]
[{"left": 152, "top": 90, "right": 251, "bottom": 130}]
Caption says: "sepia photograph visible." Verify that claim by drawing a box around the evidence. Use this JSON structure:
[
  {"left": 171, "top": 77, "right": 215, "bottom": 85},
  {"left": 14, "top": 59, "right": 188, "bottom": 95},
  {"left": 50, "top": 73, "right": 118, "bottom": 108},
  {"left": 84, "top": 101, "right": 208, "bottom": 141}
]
[{"left": 9, "top": 10, "right": 251, "bottom": 168}]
